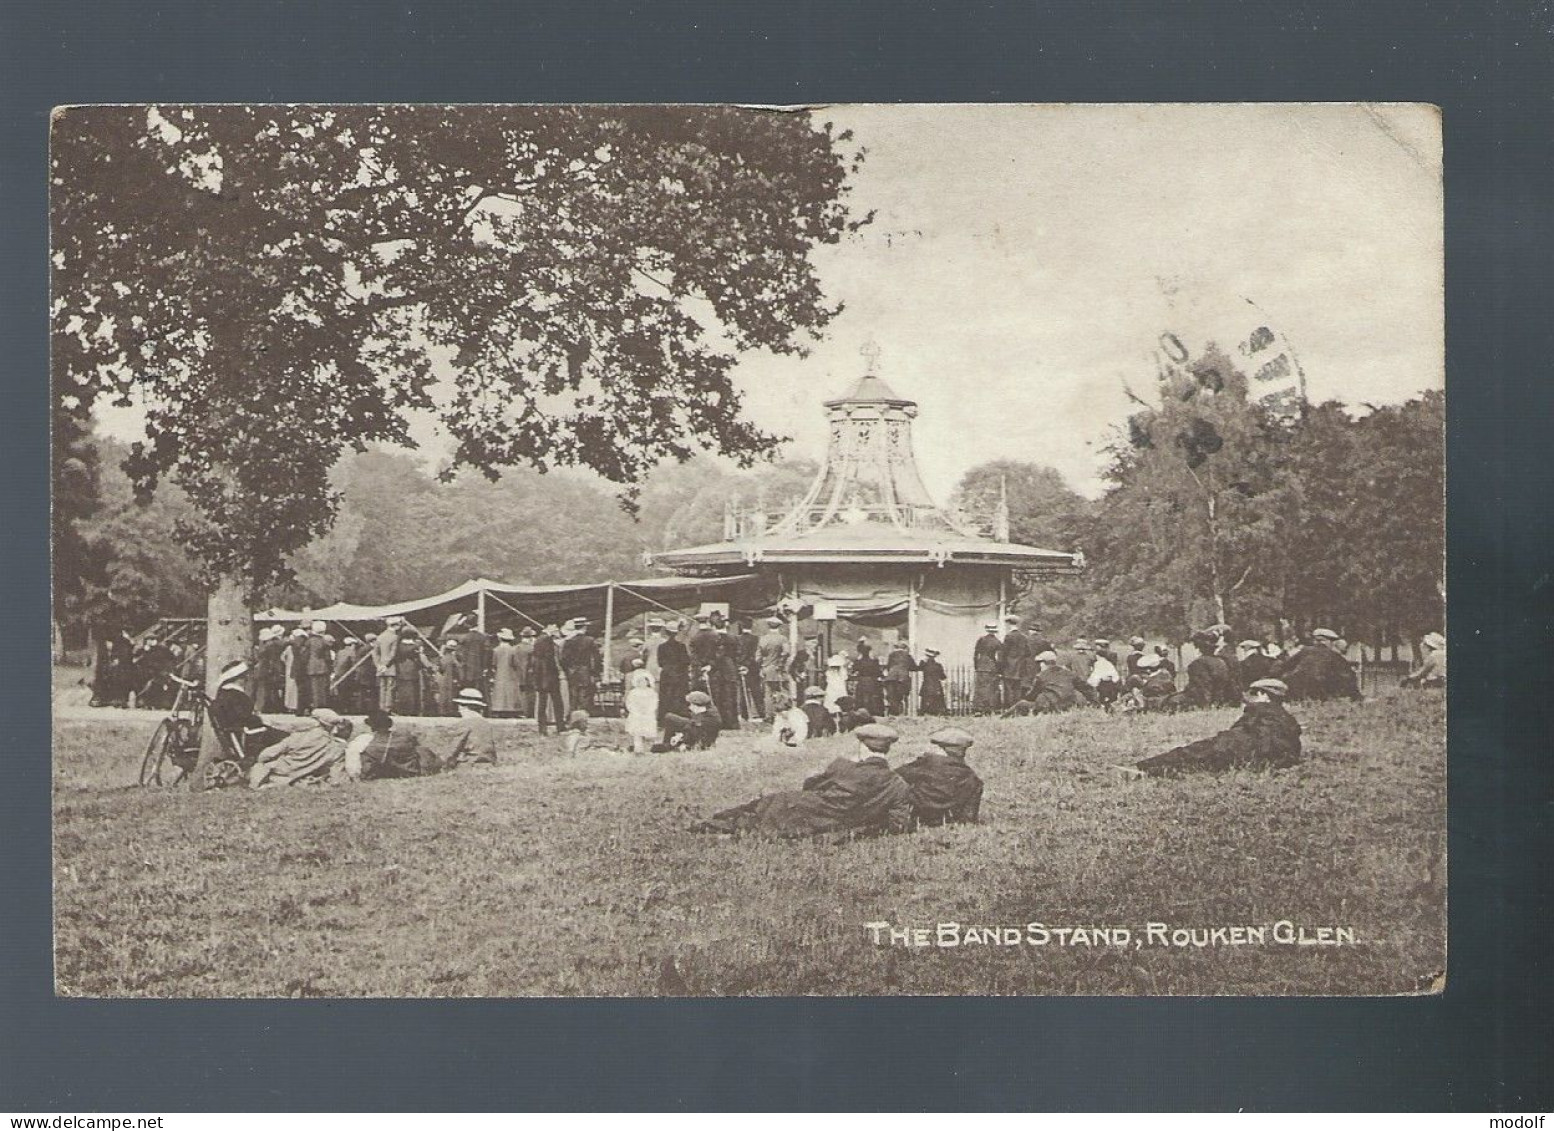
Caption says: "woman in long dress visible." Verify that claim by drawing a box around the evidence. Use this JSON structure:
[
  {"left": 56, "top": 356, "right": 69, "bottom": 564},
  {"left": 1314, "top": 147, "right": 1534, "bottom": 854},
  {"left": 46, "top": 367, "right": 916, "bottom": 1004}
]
[
  {"left": 823, "top": 653, "right": 849, "bottom": 715},
  {"left": 282, "top": 630, "right": 301, "bottom": 713},
  {"left": 623, "top": 661, "right": 659, "bottom": 754},
  {"left": 655, "top": 622, "right": 691, "bottom": 727},
  {"left": 489, "top": 628, "right": 523, "bottom": 716}
]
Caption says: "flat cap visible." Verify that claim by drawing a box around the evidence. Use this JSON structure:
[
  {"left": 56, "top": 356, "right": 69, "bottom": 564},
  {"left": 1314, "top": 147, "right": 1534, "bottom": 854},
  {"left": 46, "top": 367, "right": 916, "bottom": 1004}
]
[
  {"left": 928, "top": 726, "right": 975, "bottom": 750},
  {"left": 686, "top": 690, "right": 713, "bottom": 707},
  {"left": 853, "top": 722, "right": 899, "bottom": 744},
  {"left": 1249, "top": 678, "right": 1289, "bottom": 697},
  {"left": 1034, "top": 650, "right": 1059, "bottom": 663},
  {"left": 1312, "top": 628, "right": 1339, "bottom": 640}
]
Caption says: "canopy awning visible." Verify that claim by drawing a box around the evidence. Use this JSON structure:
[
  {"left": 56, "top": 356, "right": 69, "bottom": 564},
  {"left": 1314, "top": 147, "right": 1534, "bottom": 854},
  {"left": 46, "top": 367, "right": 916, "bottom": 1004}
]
[{"left": 254, "top": 574, "right": 774, "bottom": 630}]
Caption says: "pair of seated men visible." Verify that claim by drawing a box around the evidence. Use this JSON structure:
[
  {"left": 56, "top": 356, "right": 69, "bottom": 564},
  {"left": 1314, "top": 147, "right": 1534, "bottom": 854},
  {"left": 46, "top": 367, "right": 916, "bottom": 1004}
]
[{"left": 693, "top": 723, "right": 984, "bottom": 840}]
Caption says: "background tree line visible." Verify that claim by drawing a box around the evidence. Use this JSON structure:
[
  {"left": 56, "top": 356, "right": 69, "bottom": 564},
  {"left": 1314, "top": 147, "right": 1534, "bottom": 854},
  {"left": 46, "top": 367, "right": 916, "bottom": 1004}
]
[
  {"left": 53, "top": 430, "right": 816, "bottom": 647},
  {"left": 950, "top": 349, "right": 1444, "bottom": 654}
]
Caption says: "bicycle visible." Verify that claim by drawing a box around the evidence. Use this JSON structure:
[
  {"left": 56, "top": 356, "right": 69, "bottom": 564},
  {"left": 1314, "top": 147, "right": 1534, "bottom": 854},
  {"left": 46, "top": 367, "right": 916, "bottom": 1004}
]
[{"left": 138, "top": 675, "right": 245, "bottom": 788}]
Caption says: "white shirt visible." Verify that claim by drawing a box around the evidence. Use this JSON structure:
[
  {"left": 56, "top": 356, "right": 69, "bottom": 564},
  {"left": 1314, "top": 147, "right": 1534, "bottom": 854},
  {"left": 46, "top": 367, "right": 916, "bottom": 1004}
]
[{"left": 1087, "top": 656, "right": 1120, "bottom": 687}]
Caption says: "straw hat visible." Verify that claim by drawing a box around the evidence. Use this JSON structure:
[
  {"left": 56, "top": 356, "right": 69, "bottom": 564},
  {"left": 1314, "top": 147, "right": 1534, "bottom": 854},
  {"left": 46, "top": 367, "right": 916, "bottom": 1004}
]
[{"left": 453, "top": 687, "right": 487, "bottom": 710}]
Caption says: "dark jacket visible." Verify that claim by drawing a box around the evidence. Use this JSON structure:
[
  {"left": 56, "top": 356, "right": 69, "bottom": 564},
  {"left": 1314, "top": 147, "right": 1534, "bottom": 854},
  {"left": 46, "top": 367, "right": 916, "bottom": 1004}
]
[
  {"left": 1281, "top": 644, "right": 1362, "bottom": 702},
  {"left": 700, "top": 755, "right": 914, "bottom": 839},
  {"left": 1178, "top": 653, "right": 1236, "bottom": 708},
  {"left": 688, "top": 627, "right": 721, "bottom": 670},
  {"left": 304, "top": 632, "right": 332, "bottom": 677},
  {"left": 998, "top": 629, "right": 1031, "bottom": 677},
  {"left": 973, "top": 632, "right": 1001, "bottom": 673},
  {"left": 529, "top": 634, "right": 562, "bottom": 690},
  {"left": 560, "top": 634, "right": 600, "bottom": 676},
  {"left": 801, "top": 701, "right": 836, "bottom": 738},
  {"left": 1137, "top": 701, "right": 1303, "bottom": 776},
  {"left": 895, "top": 753, "right": 984, "bottom": 826},
  {"left": 1022, "top": 666, "right": 1098, "bottom": 712},
  {"left": 358, "top": 729, "right": 441, "bottom": 779}
]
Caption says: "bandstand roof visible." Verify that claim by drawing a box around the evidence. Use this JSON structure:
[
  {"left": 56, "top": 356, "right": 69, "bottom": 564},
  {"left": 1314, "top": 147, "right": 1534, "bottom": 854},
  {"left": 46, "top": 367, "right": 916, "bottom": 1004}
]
[{"left": 651, "top": 525, "right": 1082, "bottom": 575}]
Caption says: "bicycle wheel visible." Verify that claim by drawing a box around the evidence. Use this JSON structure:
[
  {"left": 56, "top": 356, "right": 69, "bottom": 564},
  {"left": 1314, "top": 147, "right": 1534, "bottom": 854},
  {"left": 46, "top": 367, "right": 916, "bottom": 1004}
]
[{"left": 138, "top": 719, "right": 188, "bottom": 787}]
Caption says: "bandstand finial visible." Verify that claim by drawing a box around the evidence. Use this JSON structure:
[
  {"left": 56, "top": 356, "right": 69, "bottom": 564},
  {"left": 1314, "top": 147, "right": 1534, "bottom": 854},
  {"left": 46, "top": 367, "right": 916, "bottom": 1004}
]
[{"left": 860, "top": 338, "right": 882, "bottom": 374}]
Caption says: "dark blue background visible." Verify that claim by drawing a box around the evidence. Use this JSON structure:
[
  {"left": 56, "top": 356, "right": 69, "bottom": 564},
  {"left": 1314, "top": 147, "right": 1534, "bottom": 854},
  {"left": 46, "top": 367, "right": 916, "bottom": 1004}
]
[{"left": 3, "top": 0, "right": 1551, "bottom": 1111}]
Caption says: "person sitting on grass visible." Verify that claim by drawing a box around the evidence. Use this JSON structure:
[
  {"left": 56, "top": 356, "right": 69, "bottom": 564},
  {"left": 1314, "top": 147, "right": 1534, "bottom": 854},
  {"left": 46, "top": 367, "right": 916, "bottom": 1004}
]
[
  {"left": 1003, "top": 651, "right": 1098, "bottom": 716},
  {"left": 894, "top": 726, "right": 984, "bottom": 827},
  {"left": 833, "top": 694, "right": 874, "bottom": 733},
  {"left": 1401, "top": 632, "right": 1446, "bottom": 689},
  {"left": 799, "top": 685, "right": 836, "bottom": 739},
  {"left": 1114, "top": 678, "right": 1302, "bottom": 780},
  {"left": 768, "top": 691, "right": 809, "bottom": 748},
  {"left": 248, "top": 708, "right": 352, "bottom": 789},
  {"left": 563, "top": 708, "right": 625, "bottom": 755},
  {"left": 344, "top": 710, "right": 442, "bottom": 780},
  {"left": 440, "top": 687, "right": 498, "bottom": 766},
  {"left": 656, "top": 690, "right": 724, "bottom": 751},
  {"left": 1124, "top": 653, "right": 1177, "bottom": 710},
  {"left": 691, "top": 722, "right": 915, "bottom": 840}
]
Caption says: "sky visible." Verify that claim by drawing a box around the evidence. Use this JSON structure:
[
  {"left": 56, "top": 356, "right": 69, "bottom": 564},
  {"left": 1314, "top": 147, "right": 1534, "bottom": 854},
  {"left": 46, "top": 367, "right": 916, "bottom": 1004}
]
[
  {"left": 732, "top": 103, "right": 1443, "bottom": 499},
  {"left": 94, "top": 103, "right": 1443, "bottom": 501}
]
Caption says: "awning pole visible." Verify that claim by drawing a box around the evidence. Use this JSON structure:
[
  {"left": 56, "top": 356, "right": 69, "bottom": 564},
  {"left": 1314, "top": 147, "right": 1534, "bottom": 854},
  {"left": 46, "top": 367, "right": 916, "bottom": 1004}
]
[
  {"left": 482, "top": 590, "right": 547, "bottom": 630},
  {"left": 477, "top": 587, "right": 487, "bottom": 634},
  {"left": 602, "top": 582, "right": 616, "bottom": 675}
]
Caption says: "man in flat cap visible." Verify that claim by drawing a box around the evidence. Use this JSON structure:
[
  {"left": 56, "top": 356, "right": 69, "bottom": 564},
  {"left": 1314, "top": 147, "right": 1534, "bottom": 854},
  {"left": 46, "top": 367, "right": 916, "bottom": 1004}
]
[
  {"left": 757, "top": 615, "right": 791, "bottom": 719},
  {"left": 692, "top": 722, "right": 914, "bottom": 839},
  {"left": 1279, "top": 628, "right": 1362, "bottom": 702},
  {"left": 1004, "top": 650, "right": 1098, "bottom": 716},
  {"left": 972, "top": 621, "right": 1002, "bottom": 712},
  {"left": 303, "top": 619, "right": 333, "bottom": 715},
  {"left": 373, "top": 617, "right": 403, "bottom": 711},
  {"left": 998, "top": 615, "right": 1033, "bottom": 708},
  {"left": 660, "top": 689, "right": 724, "bottom": 751},
  {"left": 452, "top": 614, "right": 492, "bottom": 703},
  {"left": 529, "top": 624, "right": 567, "bottom": 735},
  {"left": 799, "top": 685, "right": 836, "bottom": 739},
  {"left": 1125, "top": 653, "right": 1178, "bottom": 710},
  {"left": 688, "top": 612, "right": 720, "bottom": 696},
  {"left": 895, "top": 727, "right": 984, "bottom": 827},
  {"left": 735, "top": 618, "right": 763, "bottom": 720},
  {"left": 560, "top": 618, "right": 601, "bottom": 715},
  {"left": 1118, "top": 678, "right": 1302, "bottom": 779},
  {"left": 883, "top": 639, "right": 917, "bottom": 716}
]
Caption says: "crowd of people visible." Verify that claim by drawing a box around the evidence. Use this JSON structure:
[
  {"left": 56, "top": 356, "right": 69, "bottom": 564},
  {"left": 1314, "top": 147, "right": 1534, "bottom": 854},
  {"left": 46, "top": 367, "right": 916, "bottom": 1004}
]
[
  {"left": 88, "top": 630, "right": 202, "bottom": 709},
  {"left": 969, "top": 615, "right": 1446, "bottom": 716},
  {"left": 114, "top": 604, "right": 1444, "bottom": 815}
]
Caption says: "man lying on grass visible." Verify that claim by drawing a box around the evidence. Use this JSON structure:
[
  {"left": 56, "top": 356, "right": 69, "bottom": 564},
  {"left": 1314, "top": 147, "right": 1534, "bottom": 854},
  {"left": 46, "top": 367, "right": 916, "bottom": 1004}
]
[
  {"left": 894, "top": 727, "right": 984, "bottom": 827},
  {"left": 248, "top": 707, "right": 353, "bottom": 788},
  {"left": 691, "top": 722, "right": 914, "bottom": 839},
  {"left": 343, "top": 710, "right": 443, "bottom": 780},
  {"left": 1114, "top": 678, "right": 1302, "bottom": 780}
]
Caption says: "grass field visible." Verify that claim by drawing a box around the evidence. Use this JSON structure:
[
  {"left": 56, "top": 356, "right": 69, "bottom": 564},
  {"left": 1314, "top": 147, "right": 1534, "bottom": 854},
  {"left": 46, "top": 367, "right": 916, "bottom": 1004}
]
[{"left": 52, "top": 689, "right": 1445, "bottom": 997}]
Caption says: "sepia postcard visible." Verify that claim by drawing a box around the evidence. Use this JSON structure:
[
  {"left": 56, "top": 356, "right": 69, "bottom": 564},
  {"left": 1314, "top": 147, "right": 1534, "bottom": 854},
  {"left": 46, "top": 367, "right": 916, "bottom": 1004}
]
[{"left": 50, "top": 103, "right": 1445, "bottom": 997}]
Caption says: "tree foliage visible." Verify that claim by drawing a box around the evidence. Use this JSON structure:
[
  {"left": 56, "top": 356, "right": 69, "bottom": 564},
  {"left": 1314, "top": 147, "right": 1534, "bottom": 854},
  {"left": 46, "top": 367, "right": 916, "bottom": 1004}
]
[
  {"left": 1068, "top": 348, "right": 1444, "bottom": 646},
  {"left": 52, "top": 105, "right": 866, "bottom": 597}
]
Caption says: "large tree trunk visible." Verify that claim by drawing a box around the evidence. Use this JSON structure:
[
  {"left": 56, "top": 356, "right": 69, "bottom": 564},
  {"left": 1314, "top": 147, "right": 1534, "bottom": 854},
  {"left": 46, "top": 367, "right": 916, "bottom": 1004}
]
[{"left": 189, "top": 575, "right": 253, "bottom": 792}]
